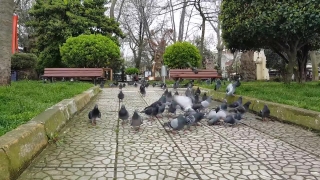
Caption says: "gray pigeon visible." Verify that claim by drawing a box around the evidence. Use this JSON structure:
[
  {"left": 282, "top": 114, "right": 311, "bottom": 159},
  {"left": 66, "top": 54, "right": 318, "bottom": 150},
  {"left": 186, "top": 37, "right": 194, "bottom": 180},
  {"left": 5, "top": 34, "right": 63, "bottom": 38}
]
[
  {"left": 167, "top": 101, "right": 179, "bottom": 117},
  {"left": 192, "top": 112, "right": 205, "bottom": 126},
  {"left": 119, "top": 83, "right": 123, "bottom": 90},
  {"left": 226, "top": 81, "right": 238, "bottom": 97},
  {"left": 174, "top": 91, "right": 179, "bottom": 95},
  {"left": 157, "top": 103, "right": 166, "bottom": 118},
  {"left": 202, "top": 92, "right": 207, "bottom": 101},
  {"left": 140, "top": 84, "right": 146, "bottom": 97},
  {"left": 173, "top": 81, "right": 179, "bottom": 90},
  {"left": 131, "top": 110, "right": 143, "bottom": 131},
  {"left": 118, "top": 105, "right": 129, "bottom": 125},
  {"left": 88, "top": 104, "right": 101, "bottom": 126},
  {"left": 208, "top": 115, "right": 221, "bottom": 126},
  {"left": 185, "top": 87, "right": 192, "bottom": 97},
  {"left": 229, "top": 96, "right": 243, "bottom": 108},
  {"left": 224, "top": 113, "right": 241, "bottom": 126},
  {"left": 259, "top": 104, "right": 270, "bottom": 121},
  {"left": 233, "top": 101, "right": 251, "bottom": 114},
  {"left": 163, "top": 114, "right": 188, "bottom": 134},
  {"left": 195, "top": 87, "right": 201, "bottom": 95},
  {"left": 118, "top": 90, "right": 124, "bottom": 102},
  {"left": 215, "top": 79, "right": 221, "bottom": 91},
  {"left": 165, "top": 91, "right": 173, "bottom": 105}
]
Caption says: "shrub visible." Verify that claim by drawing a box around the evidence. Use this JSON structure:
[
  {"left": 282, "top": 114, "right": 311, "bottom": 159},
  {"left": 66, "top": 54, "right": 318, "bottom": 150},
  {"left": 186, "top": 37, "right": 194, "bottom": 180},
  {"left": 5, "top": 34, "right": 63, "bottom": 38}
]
[
  {"left": 60, "top": 34, "right": 121, "bottom": 68},
  {"left": 163, "top": 42, "right": 201, "bottom": 69},
  {"left": 11, "top": 53, "right": 37, "bottom": 70},
  {"left": 125, "top": 67, "right": 139, "bottom": 75}
]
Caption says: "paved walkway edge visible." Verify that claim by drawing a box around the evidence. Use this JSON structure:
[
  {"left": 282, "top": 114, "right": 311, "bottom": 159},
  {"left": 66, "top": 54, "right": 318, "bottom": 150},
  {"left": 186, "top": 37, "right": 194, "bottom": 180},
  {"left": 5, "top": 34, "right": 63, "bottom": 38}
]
[
  {"left": 196, "top": 86, "right": 320, "bottom": 131},
  {"left": 0, "top": 86, "right": 101, "bottom": 180}
]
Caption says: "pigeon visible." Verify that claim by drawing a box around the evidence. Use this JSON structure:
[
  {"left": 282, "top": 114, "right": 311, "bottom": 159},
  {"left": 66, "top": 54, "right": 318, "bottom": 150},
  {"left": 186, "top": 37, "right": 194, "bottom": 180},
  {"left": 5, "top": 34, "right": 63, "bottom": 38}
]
[
  {"left": 165, "top": 91, "right": 173, "bottom": 105},
  {"left": 100, "top": 81, "right": 105, "bottom": 88},
  {"left": 224, "top": 113, "right": 242, "bottom": 126},
  {"left": 185, "top": 87, "right": 192, "bottom": 97},
  {"left": 174, "top": 91, "right": 179, "bottom": 95},
  {"left": 122, "top": 83, "right": 126, "bottom": 88},
  {"left": 208, "top": 115, "right": 221, "bottom": 126},
  {"left": 118, "top": 105, "right": 129, "bottom": 125},
  {"left": 163, "top": 88, "right": 169, "bottom": 96},
  {"left": 259, "top": 104, "right": 270, "bottom": 121},
  {"left": 226, "top": 80, "right": 239, "bottom": 97},
  {"left": 202, "top": 92, "right": 207, "bottom": 101},
  {"left": 187, "top": 62, "right": 198, "bottom": 74},
  {"left": 167, "top": 101, "right": 179, "bottom": 117},
  {"left": 118, "top": 90, "right": 124, "bottom": 102},
  {"left": 229, "top": 96, "right": 243, "bottom": 108},
  {"left": 215, "top": 79, "right": 221, "bottom": 91},
  {"left": 194, "top": 94, "right": 200, "bottom": 104},
  {"left": 145, "top": 82, "right": 149, "bottom": 88},
  {"left": 140, "top": 104, "right": 160, "bottom": 120},
  {"left": 88, "top": 104, "right": 101, "bottom": 125},
  {"left": 131, "top": 110, "right": 143, "bottom": 131},
  {"left": 173, "top": 81, "right": 179, "bottom": 90},
  {"left": 157, "top": 103, "right": 166, "bottom": 118},
  {"left": 152, "top": 82, "right": 156, "bottom": 87},
  {"left": 195, "top": 87, "right": 201, "bottom": 95},
  {"left": 134, "top": 82, "right": 138, "bottom": 87},
  {"left": 173, "top": 95, "right": 193, "bottom": 112},
  {"left": 163, "top": 114, "right": 188, "bottom": 134},
  {"left": 192, "top": 112, "right": 205, "bottom": 126},
  {"left": 233, "top": 101, "right": 251, "bottom": 114},
  {"left": 119, "top": 83, "right": 123, "bottom": 90},
  {"left": 140, "top": 84, "right": 146, "bottom": 97}
]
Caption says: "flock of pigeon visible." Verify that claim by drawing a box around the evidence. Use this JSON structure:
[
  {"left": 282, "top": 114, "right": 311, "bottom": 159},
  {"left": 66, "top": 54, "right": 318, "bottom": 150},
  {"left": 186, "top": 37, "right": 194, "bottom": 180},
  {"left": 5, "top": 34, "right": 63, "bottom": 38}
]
[{"left": 89, "top": 80, "right": 271, "bottom": 134}]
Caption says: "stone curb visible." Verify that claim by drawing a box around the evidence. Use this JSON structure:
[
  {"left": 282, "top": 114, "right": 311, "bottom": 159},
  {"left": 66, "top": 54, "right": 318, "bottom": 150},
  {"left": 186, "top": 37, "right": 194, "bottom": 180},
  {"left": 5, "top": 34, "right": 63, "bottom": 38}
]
[
  {"left": 0, "top": 86, "right": 101, "bottom": 180},
  {"left": 195, "top": 86, "right": 320, "bottom": 131}
]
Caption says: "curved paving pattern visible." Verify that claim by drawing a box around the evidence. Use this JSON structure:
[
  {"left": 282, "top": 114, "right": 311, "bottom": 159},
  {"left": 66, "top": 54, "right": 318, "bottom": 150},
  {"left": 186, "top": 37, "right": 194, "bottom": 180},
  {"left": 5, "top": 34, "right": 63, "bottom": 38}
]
[{"left": 18, "top": 86, "right": 320, "bottom": 180}]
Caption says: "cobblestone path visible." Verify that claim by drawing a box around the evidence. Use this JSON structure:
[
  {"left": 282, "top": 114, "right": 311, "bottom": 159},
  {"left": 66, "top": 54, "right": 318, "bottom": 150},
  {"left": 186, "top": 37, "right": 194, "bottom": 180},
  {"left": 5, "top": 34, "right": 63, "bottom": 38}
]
[{"left": 18, "top": 87, "right": 320, "bottom": 180}]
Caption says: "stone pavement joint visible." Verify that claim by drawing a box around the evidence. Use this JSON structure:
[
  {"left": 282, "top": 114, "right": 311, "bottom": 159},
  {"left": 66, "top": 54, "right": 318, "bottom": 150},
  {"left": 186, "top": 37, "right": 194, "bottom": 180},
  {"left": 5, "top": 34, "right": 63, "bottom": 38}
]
[{"left": 18, "top": 86, "right": 320, "bottom": 180}]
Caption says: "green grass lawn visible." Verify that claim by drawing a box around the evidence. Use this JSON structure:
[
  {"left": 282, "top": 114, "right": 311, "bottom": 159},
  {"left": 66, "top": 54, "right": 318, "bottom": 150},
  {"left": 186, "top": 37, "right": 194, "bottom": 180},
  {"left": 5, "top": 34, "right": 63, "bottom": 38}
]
[
  {"left": 0, "top": 81, "right": 94, "bottom": 136},
  {"left": 200, "top": 81, "right": 320, "bottom": 112}
]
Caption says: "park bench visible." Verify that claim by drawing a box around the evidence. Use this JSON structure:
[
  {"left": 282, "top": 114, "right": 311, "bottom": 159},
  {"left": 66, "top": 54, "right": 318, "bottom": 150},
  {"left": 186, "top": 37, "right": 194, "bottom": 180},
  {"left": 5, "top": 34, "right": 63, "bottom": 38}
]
[
  {"left": 169, "top": 68, "right": 221, "bottom": 80},
  {"left": 42, "top": 68, "right": 111, "bottom": 85}
]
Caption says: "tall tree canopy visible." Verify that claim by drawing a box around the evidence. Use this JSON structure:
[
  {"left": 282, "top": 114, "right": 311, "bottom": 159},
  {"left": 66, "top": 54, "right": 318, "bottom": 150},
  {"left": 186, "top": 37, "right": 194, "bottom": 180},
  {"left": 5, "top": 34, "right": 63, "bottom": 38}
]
[
  {"left": 27, "top": 0, "right": 124, "bottom": 73},
  {"left": 220, "top": 0, "right": 320, "bottom": 83}
]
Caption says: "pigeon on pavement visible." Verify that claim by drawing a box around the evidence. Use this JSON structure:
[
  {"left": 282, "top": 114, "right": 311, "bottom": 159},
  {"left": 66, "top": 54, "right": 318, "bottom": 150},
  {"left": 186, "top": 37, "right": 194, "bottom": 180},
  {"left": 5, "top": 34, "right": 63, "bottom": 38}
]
[
  {"left": 259, "top": 104, "right": 270, "bottom": 121},
  {"left": 140, "top": 84, "right": 146, "bottom": 97},
  {"left": 118, "top": 90, "right": 124, "bottom": 102},
  {"left": 131, "top": 110, "right": 143, "bottom": 131},
  {"left": 163, "top": 114, "right": 188, "bottom": 134},
  {"left": 88, "top": 104, "right": 101, "bottom": 126},
  {"left": 118, "top": 105, "right": 129, "bottom": 125}
]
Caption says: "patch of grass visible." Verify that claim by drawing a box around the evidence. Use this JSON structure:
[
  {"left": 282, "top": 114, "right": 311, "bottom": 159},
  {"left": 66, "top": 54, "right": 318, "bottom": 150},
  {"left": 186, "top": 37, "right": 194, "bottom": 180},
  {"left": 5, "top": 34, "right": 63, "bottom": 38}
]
[
  {"left": 200, "top": 81, "right": 320, "bottom": 112},
  {"left": 0, "top": 80, "right": 93, "bottom": 136}
]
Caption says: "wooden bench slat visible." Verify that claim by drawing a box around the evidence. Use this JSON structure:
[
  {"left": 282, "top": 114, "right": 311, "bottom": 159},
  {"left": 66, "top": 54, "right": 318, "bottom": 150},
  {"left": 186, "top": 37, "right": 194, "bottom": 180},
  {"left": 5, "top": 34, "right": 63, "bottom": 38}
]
[
  {"left": 169, "top": 68, "right": 221, "bottom": 79},
  {"left": 42, "top": 68, "right": 105, "bottom": 78}
]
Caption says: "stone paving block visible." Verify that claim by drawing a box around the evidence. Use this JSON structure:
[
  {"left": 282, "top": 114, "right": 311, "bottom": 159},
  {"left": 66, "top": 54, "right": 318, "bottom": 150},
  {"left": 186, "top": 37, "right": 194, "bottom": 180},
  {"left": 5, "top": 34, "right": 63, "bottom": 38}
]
[
  {"left": 243, "top": 117, "right": 316, "bottom": 138},
  {"left": 280, "top": 136, "right": 320, "bottom": 156},
  {"left": 118, "top": 123, "right": 170, "bottom": 144},
  {"left": 208, "top": 124, "right": 273, "bottom": 140},
  {"left": 233, "top": 138, "right": 320, "bottom": 161},
  {"left": 177, "top": 139, "right": 255, "bottom": 165},
  {"left": 261, "top": 159, "right": 320, "bottom": 180},
  {"left": 193, "top": 162, "right": 283, "bottom": 180},
  {"left": 32, "top": 143, "right": 117, "bottom": 168},
  {"left": 116, "top": 142, "right": 187, "bottom": 167},
  {"left": 18, "top": 167, "right": 114, "bottom": 180},
  {"left": 116, "top": 164, "right": 198, "bottom": 180}
]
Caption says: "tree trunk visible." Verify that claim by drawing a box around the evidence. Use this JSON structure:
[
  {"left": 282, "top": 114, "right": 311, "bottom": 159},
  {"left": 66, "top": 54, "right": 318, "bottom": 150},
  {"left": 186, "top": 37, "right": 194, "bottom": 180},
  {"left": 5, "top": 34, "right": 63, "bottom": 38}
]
[
  {"left": 200, "top": 18, "right": 205, "bottom": 68},
  {"left": 310, "top": 51, "right": 319, "bottom": 81},
  {"left": 169, "top": 0, "right": 176, "bottom": 42},
  {"left": 110, "top": 0, "right": 117, "bottom": 19},
  {"left": 283, "top": 57, "right": 295, "bottom": 84},
  {"left": 178, "top": 0, "right": 188, "bottom": 42},
  {"left": 0, "top": 0, "right": 14, "bottom": 86}
]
